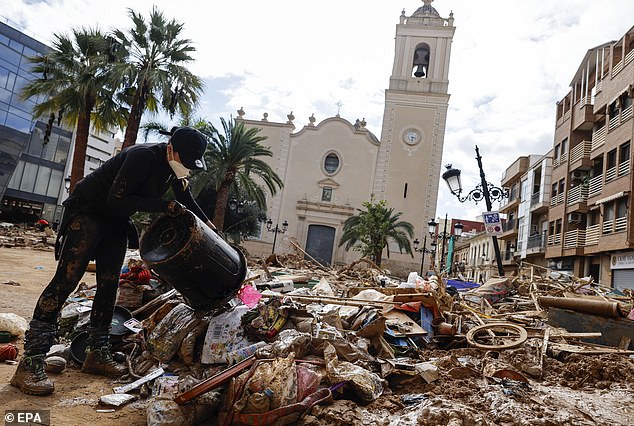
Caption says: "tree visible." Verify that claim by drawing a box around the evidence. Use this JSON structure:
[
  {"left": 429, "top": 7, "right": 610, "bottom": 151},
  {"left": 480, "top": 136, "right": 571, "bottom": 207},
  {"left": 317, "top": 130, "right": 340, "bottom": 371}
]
[
  {"left": 200, "top": 117, "right": 283, "bottom": 231},
  {"left": 339, "top": 198, "right": 414, "bottom": 266},
  {"left": 21, "top": 28, "right": 127, "bottom": 192},
  {"left": 113, "top": 7, "right": 203, "bottom": 149}
]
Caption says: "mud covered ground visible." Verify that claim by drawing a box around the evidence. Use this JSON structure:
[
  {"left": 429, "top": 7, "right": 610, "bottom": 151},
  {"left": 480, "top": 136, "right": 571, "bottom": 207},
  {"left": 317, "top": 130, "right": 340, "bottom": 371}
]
[{"left": 1, "top": 247, "right": 633, "bottom": 425}]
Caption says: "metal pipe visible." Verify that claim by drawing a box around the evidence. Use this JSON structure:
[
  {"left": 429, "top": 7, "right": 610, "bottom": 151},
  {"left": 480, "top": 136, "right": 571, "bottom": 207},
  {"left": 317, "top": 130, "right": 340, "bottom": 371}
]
[{"left": 538, "top": 296, "right": 622, "bottom": 318}]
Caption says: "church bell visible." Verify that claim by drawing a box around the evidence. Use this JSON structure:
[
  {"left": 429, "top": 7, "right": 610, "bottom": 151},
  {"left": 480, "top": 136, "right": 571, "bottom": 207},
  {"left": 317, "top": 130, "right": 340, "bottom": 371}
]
[{"left": 413, "top": 46, "right": 430, "bottom": 78}]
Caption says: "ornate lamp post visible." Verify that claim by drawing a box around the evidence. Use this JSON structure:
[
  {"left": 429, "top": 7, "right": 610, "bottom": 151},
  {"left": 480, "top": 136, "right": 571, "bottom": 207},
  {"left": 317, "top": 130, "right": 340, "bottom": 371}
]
[
  {"left": 428, "top": 215, "right": 463, "bottom": 274},
  {"left": 442, "top": 145, "right": 508, "bottom": 276},
  {"left": 413, "top": 218, "right": 438, "bottom": 276},
  {"left": 266, "top": 218, "right": 288, "bottom": 254}
]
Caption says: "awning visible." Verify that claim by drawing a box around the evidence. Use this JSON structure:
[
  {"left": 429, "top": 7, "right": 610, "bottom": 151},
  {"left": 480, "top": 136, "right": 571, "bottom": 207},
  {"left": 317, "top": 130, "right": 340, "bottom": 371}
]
[{"left": 594, "top": 191, "right": 629, "bottom": 205}]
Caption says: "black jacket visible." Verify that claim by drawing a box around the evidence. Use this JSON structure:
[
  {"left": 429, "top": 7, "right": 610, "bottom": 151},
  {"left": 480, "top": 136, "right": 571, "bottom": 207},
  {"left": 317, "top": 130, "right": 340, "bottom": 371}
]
[
  {"left": 55, "top": 143, "right": 209, "bottom": 259},
  {"left": 74, "top": 143, "right": 208, "bottom": 221}
]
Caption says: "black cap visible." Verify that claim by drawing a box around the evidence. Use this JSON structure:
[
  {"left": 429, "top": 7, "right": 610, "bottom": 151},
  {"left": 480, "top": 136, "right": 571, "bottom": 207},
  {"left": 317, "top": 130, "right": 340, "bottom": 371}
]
[{"left": 167, "top": 127, "right": 208, "bottom": 170}]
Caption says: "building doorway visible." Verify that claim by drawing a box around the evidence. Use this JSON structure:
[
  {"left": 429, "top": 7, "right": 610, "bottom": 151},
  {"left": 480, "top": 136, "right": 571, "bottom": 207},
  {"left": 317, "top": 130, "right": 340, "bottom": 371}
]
[{"left": 305, "top": 224, "right": 335, "bottom": 266}]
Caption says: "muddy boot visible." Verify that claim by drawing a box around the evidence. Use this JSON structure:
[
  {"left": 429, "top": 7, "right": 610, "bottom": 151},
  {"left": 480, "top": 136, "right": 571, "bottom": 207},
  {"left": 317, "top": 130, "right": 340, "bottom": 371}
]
[
  {"left": 10, "top": 355, "right": 55, "bottom": 396},
  {"left": 81, "top": 345, "right": 127, "bottom": 378}
]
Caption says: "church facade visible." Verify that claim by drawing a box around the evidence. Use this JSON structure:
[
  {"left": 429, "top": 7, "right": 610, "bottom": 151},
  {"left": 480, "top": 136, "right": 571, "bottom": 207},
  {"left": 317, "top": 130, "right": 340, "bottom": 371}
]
[{"left": 241, "top": 1, "right": 455, "bottom": 275}]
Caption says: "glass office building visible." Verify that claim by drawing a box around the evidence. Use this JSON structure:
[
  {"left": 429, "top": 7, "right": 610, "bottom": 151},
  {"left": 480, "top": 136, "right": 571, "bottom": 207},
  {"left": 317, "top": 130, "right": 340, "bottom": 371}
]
[{"left": 0, "top": 21, "right": 72, "bottom": 224}]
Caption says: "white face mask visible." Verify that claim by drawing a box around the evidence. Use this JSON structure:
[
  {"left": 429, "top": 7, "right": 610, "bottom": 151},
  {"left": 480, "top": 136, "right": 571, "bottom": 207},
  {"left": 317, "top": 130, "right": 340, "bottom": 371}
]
[{"left": 167, "top": 145, "right": 191, "bottom": 179}]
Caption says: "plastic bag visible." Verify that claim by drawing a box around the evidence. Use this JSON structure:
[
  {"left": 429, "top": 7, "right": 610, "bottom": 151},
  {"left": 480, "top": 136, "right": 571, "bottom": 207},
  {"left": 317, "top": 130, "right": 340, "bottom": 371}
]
[
  {"left": 146, "top": 303, "right": 200, "bottom": 362},
  {"left": 323, "top": 342, "right": 383, "bottom": 403},
  {"left": 0, "top": 313, "right": 28, "bottom": 338}
]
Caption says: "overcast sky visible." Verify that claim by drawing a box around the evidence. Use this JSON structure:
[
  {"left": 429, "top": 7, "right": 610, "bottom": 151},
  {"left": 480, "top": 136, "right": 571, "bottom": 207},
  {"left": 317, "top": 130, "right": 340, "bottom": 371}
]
[{"left": 3, "top": 0, "right": 634, "bottom": 223}]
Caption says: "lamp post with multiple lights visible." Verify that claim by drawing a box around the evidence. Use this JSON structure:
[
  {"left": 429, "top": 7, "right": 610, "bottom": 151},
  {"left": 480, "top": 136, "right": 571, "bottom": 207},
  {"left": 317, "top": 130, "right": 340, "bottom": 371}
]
[
  {"left": 413, "top": 219, "right": 439, "bottom": 276},
  {"left": 442, "top": 145, "right": 508, "bottom": 276},
  {"left": 266, "top": 218, "right": 288, "bottom": 254}
]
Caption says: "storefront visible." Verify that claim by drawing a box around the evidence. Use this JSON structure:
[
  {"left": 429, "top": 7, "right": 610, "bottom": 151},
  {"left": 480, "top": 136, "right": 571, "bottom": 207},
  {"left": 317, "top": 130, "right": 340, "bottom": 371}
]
[{"left": 610, "top": 251, "right": 634, "bottom": 291}]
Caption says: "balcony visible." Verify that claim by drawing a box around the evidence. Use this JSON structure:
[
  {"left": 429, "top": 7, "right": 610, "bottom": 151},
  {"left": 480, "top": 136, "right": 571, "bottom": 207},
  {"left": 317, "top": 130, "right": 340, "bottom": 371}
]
[
  {"left": 591, "top": 125, "right": 606, "bottom": 151},
  {"left": 567, "top": 185, "right": 588, "bottom": 206},
  {"left": 602, "top": 217, "right": 627, "bottom": 234},
  {"left": 572, "top": 97, "right": 595, "bottom": 131},
  {"left": 547, "top": 233, "right": 562, "bottom": 246},
  {"left": 563, "top": 229, "right": 586, "bottom": 249},
  {"left": 569, "top": 141, "right": 592, "bottom": 169},
  {"left": 588, "top": 174, "right": 603, "bottom": 198},
  {"left": 526, "top": 232, "right": 546, "bottom": 254},
  {"left": 585, "top": 224, "right": 600, "bottom": 246},
  {"left": 499, "top": 196, "right": 519, "bottom": 213},
  {"left": 530, "top": 192, "right": 549, "bottom": 213},
  {"left": 605, "top": 165, "right": 617, "bottom": 182}
]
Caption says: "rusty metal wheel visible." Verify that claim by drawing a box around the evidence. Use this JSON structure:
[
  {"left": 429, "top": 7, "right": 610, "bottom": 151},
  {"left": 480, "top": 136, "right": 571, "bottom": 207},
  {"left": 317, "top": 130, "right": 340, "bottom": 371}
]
[{"left": 466, "top": 323, "right": 528, "bottom": 350}]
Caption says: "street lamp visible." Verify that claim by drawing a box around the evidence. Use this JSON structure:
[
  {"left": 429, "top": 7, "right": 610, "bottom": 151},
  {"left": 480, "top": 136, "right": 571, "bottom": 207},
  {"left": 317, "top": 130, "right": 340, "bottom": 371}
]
[
  {"left": 413, "top": 219, "right": 438, "bottom": 276},
  {"left": 64, "top": 176, "right": 71, "bottom": 193},
  {"left": 429, "top": 215, "right": 464, "bottom": 274},
  {"left": 442, "top": 145, "right": 508, "bottom": 276},
  {"left": 266, "top": 218, "right": 288, "bottom": 254}
]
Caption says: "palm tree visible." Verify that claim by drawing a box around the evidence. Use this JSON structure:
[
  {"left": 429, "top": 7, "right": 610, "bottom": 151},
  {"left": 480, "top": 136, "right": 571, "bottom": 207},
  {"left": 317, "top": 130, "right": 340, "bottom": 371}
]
[
  {"left": 339, "top": 199, "right": 414, "bottom": 266},
  {"left": 112, "top": 7, "right": 203, "bottom": 149},
  {"left": 21, "top": 28, "right": 127, "bottom": 192},
  {"left": 200, "top": 117, "right": 283, "bottom": 231}
]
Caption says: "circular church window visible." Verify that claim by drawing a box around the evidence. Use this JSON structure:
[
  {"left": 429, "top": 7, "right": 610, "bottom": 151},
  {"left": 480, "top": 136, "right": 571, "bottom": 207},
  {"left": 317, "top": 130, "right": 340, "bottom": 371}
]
[{"left": 324, "top": 153, "right": 340, "bottom": 174}]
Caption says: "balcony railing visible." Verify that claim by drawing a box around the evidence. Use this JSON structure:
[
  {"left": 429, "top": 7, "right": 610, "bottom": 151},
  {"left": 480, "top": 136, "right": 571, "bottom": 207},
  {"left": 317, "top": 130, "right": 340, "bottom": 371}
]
[
  {"left": 605, "top": 165, "right": 617, "bottom": 182},
  {"left": 527, "top": 232, "right": 546, "bottom": 250},
  {"left": 547, "top": 233, "right": 562, "bottom": 246},
  {"left": 569, "top": 141, "right": 592, "bottom": 164},
  {"left": 588, "top": 174, "right": 603, "bottom": 197},
  {"left": 613, "top": 60, "right": 623, "bottom": 76},
  {"left": 585, "top": 224, "right": 600, "bottom": 245},
  {"left": 618, "top": 159, "right": 630, "bottom": 177},
  {"left": 550, "top": 192, "right": 564, "bottom": 207},
  {"left": 530, "top": 192, "right": 540, "bottom": 207},
  {"left": 502, "top": 219, "right": 517, "bottom": 232},
  {"left": 592, "top": 125, "right": 606, "bottom": 151},
  {"left": 626, "top": 49, "right": 634, "bottom": 67},
  {"left": 623, "top": 104, "right": 633, "bottom": 122},
  {"left": 567, "top": 185, "right": 589, "bottom": 205},
  {"left": 564, "top": 229, "right": 586, "bottom": 249},
  {"left": 602, "top": 216, "right": 628, "bottom": 234},
  {"left": 609, "top": 115, "right": 620, "bottom": 131}
]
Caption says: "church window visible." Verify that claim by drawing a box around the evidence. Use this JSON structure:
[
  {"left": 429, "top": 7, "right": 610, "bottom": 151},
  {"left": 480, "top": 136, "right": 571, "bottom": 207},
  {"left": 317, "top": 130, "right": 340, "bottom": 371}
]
[
  {"left": 322, "top": 187, "right": 333, "bottom": 202},
  {"left": 324, "top": 152, "right": 340, "bottom": 174}
]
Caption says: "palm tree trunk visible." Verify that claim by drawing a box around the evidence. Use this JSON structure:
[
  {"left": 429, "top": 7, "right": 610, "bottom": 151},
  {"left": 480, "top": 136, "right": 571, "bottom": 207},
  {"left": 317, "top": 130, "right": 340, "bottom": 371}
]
[
  {"left": 69, "top": 99, "right": 94, "bottom": 193},
  {"left": 122, "top": 82, "right": 147, "bottom": 149},
  {"left": 374, "top": 249, "right": 383, "bottom": 267},
  {"left": 213, "top": 179, "right": 232, "bottom": 231}
]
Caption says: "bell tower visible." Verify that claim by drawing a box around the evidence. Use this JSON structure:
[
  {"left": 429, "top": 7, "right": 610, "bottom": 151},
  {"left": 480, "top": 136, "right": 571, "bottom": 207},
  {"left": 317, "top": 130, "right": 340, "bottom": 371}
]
[{"left": 373, "top": 0, "right": 455, "bottom": 265}]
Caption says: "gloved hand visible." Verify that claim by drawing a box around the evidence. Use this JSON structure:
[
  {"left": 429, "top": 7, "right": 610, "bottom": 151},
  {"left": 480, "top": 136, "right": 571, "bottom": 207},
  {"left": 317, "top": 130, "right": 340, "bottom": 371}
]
[{"left": 166, "top": 200, "right": 186, "bottom": 217}]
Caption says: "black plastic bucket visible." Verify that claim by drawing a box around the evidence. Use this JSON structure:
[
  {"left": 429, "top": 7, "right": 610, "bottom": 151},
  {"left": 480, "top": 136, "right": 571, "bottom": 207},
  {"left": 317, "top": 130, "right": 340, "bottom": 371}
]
[{"left": 139, "top": 211, "right": 247, "bottom": 310}]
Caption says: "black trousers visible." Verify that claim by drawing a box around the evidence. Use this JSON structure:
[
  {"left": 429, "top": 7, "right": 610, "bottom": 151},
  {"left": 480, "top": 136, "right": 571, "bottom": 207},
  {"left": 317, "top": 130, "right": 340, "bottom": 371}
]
[{"left": 25, "top": 213, "right": 128, "bottom": 356}]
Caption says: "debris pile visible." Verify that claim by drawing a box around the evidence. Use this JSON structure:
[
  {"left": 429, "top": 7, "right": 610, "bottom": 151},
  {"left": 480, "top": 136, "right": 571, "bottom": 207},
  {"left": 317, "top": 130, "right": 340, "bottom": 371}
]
[{"left": 2, "top": 244, "right": 633, "bottom": 425}]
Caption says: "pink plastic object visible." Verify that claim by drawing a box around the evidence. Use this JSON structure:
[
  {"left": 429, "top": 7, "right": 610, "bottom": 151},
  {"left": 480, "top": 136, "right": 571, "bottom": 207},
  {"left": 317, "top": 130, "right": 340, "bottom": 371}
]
[{"left": 239, "top": 284, "right": 262, "bottom": 308}]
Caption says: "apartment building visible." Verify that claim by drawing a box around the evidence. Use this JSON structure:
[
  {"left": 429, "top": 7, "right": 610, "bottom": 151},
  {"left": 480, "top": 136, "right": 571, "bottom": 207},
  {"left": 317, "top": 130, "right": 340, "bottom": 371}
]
[{"left": 545, "top": 26, "right": 634, "bottom": 289}]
